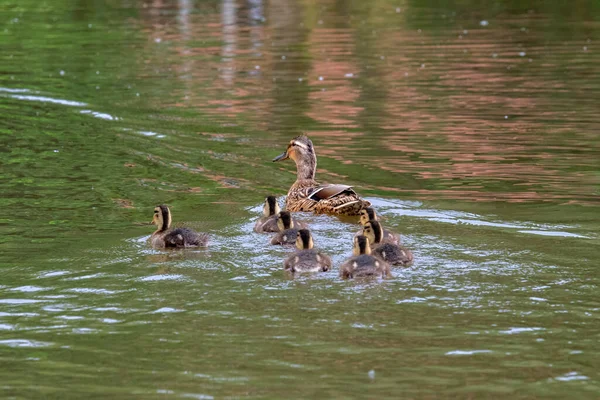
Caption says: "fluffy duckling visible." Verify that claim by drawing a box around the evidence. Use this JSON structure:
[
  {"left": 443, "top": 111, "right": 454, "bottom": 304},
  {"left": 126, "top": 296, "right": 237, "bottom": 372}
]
[
  {"left": 340, "top": 235, "right": 391, "bottom": 279},
  {"left": 254, "top": 195, "right": 281, "bottom": 233},
  {"left": 270, "top": 211, "right": 299, "bottom": 245},
  {"left": 150, "top": 205, "right": 209, "bottom": 249},
  {"left": 354, "top": 207, "right": 400, "bottom": 245},
  {"left": 363, "top": 220, "right": 413, "bottom": 267},
  {"left": 254, "top": 196, "right": 308, "bottom": 233},
  {"left": 284, "top": 229, "right": 331, "bottom": 273}
]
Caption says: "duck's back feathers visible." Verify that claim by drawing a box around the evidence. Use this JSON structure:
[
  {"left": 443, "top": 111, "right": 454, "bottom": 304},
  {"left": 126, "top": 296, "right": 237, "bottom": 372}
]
[
  {"left": 150, "top": 228, "right": 208, "bottom": 249},
  {"left": 271, "top": 228, "right": 299, "bottom": 245},
  {"left": 284, "top": 249, "right": 331, "bottom": 273},
  {"left": 311, "top": 185, "right": 370, "bottom": 215},
  {"left": 254, "top": 215, "right": 279, "bottom": 233},
  {"left": 287, "top": 182, "right": 370, "bottom": 216},
  {"left": 255, "top": 215, "right": 308, "bottom": 233},
  {"left": 354, "top": 228, "right": 400, "bottom": 245},
  {"left": 372, "top": 243, "right": 413, "bottom": 267},
  {"left": 163, "top": 228, "right": 209, "bottom": 248},
  {"left": 309, "top": 184, "right": 354, "bottom": 200},
  {"left": 340, "top": 254, "right": 391, "bottom": 279}
]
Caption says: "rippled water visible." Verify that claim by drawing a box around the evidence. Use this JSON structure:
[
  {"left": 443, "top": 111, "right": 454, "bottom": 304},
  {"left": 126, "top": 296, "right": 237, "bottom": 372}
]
[{"left": 1, "top": 0, "right": 599, "bottom": 398}]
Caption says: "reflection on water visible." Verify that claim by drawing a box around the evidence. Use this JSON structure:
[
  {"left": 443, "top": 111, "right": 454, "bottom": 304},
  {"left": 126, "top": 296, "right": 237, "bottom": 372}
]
[
  {"left": 123, "top": 0, "right": 600, "bottom": 204},
  {"left": 1, "top": 0, "right": 600, "bottom": 398}
]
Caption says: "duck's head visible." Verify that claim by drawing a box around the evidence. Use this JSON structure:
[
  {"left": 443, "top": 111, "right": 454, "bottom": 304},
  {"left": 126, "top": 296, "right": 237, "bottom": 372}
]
[
  {"left": 152, "top": 205, "right": 172, "bottom": 232},
  {"left": 276, "top": 211, "right": 294, "bottom": 231},
  {"left": 353, "top": 235, "right": 372, "bottom": 256},
  {"left": 359, "top": 207, "right": 377, "bottom": 225},
  {"left": 296, "top": 229, "right": 314, "bottom": 250},
  {"left": 263, "top": 195, "right": 281, "bottom": 217},
  {"left": 363, "top": 220, "right": 383, "bottom": 245},
  {"left": 272, "top": 136, "right": 316, "bottom": 180}
]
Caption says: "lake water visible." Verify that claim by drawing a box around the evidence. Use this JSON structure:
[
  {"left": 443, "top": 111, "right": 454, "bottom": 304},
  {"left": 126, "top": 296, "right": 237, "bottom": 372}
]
[{"left": 1, "top": 0, "right": 599, "bottom": 398}]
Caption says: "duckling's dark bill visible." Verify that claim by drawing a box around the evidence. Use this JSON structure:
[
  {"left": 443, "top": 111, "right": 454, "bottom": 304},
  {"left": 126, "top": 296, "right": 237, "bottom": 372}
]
[{"left": 273, "top": 152, "right": 288, "bottom": 162}]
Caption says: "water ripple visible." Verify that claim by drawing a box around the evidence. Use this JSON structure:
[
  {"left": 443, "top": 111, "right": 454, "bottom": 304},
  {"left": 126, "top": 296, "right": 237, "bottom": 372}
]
[
  {"left": 0, "top": 339, "right": 53, "bottom": 348},
  {"left": 7, "top": 94, "right": 87, "bottom": 107}
]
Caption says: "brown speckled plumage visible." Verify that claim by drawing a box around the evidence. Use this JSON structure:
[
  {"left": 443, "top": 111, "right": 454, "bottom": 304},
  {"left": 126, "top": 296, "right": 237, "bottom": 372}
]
[{"left": 273, "top": 136, "right": 370, "bottom": 216}]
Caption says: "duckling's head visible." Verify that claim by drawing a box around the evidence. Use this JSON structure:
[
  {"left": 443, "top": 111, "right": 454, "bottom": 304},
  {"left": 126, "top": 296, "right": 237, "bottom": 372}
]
[
  {"left": 263, "top": 195, "right": 281, "bottom": 217},
  {"left": 353, "top": 235, "right": 372, "bottom": 256},
  {"left": 276, "top": 211, "right": 294, "bottom": 231},
  {"left": 359, "top": 207, "right": 377, "bottom": 225},
  {"left": 152, "top": 205, "right": 172, "bottom": 232},
  {"left": 296, "top": 229, "right": 314, "bottom": 250},
  {"left": 272, "top": 136, "right": 316, "bottom": 180},
  {"left": 363, "top": 220, "right": 383, "bottom": 244}
]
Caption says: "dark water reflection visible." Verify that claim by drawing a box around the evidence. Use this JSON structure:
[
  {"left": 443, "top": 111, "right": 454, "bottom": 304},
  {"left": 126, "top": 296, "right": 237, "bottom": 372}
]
[{"left": 1, "top": 0, "right": 600, "bottom": 398}]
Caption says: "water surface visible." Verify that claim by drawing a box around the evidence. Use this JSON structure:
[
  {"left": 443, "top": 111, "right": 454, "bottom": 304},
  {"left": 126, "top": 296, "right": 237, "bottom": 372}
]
[{"left": 1, "top": 0, "right": 599, "bottom": 398}]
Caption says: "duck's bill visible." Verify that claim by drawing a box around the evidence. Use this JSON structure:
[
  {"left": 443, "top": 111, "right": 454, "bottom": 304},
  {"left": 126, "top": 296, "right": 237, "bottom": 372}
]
[{"left": 272, "top": 152, "right": 289, "bottom": 162}]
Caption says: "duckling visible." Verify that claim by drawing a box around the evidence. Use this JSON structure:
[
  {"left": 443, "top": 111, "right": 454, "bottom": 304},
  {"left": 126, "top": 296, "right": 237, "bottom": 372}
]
[
  {"left": 270, "top": 211, "right": 299, "bottom": 245},
  {"left": 283, "top": 229, "right": 331, "bottom": 273},
  {"left": 340, "top": 235, "right": 391, "bottom": 279},
  {"left": 150, "top": 205, "right": 208, "bottom": 249},
  {"left": 253, "top": 195, "right": 281, "bottom": 233},
  {"left": 354, "top": 207, "right": 400, "bottom": 245},
  {"left": 254, "top": 195, "right": 308, "bottom": 233},
  {"left": 363, "top": 220, "right": 413, "bottom": 267},
  {"left": 272, "top": 135, "right": 370, "bottom": 215}
]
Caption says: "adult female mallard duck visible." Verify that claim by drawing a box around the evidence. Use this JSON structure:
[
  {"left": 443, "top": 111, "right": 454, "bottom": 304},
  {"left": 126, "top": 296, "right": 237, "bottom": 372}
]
[
  {"left": 270, "top": 211, "right": 299, "bottom": 245},
  {"left": 150, "top": 205, "right": 208, "bottom": 249},
  {"left": 354, "top": 207, "right": 400, "bottom": 245},
  {"left": 272, "top": 135, "right": 370, "bottom": 216},
  {"left": 283, "top": 229, "right": 331, "bottom": 273},
  {"left": 254, "top": 195, "right": 308, "bottom": 233},
  {"left": 340, "top": 235, "right": 391, "bottom": 279},
  {"left": 363, "top": 220, "right": 413, "bottom": 267}
]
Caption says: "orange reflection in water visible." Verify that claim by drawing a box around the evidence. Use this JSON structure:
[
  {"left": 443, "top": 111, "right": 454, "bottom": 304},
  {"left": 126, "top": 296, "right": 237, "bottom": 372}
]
[{"left": 134, "top": 0, "right": 599, "bottom": 205}]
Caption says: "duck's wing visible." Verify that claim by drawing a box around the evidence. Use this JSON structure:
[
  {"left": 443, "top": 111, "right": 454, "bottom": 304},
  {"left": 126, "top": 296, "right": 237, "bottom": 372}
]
[
  {"left": 374, "top": 243, "right": 413, "bottom": 267},
  {"left": 254, "top": 215, "right": 279, "bottom": 233},
  {"left": 270, "top": 229, "right": 298, "bottom": 245},
  {"left": 308, "top": 184, "right": 356, "bottom": 200},
  {"left": 165, "top": 228, "right": 209, "bottom": 247},
  {"left": 383, "top": 230, "right": 401, "bottom": 245}
]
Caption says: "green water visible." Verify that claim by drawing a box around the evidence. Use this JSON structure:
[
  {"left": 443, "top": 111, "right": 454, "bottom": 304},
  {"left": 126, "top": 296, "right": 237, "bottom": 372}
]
[{"left": 1, "top": 0, "right": 599, "bottom": 398}]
